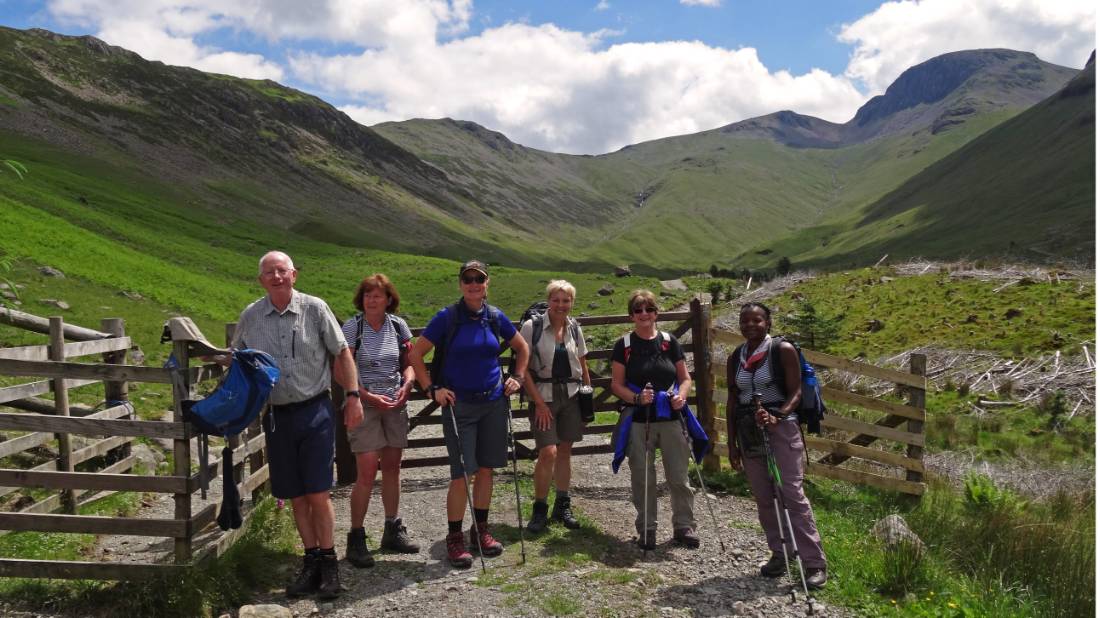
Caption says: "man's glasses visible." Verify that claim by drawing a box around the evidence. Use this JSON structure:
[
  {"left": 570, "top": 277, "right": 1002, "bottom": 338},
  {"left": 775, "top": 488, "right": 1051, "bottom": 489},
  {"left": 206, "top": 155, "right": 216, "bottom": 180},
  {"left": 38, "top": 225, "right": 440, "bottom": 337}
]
[
  {"left": 462, "top": 274, "right": 487, "bottom": 284},
  {"left": 261, "top": 268, "right": 294, "bottom": 279},
  {"left": 632, "top": 306, "right": 657, "bottom": 314}
]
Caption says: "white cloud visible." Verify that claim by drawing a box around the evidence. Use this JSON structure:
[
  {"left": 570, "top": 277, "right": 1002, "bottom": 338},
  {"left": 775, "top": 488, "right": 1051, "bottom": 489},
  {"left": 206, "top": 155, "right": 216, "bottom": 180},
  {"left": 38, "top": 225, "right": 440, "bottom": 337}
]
[
  {"left": 839, "top": 0, "right": 1095, "bottom": 93},
  {"left": 594, "top": 0, "right": 610, "bottom": 11},
  {"left": 290, "top": 24, "right": 866, "bottom": 154},
  {"left": 680, "top": 0, "right": 722, "bottom": 7}
]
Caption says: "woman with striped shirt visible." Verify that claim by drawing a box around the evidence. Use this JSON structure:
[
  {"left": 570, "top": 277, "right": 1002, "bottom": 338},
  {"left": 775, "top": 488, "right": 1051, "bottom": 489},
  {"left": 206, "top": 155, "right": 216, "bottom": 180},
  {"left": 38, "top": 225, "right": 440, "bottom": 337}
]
[
  {"left": 726, "top": 302, "right": 827, "bottom": 589},
  {"left": 340, "top": 274, "right": 420, "bottom": 568}
]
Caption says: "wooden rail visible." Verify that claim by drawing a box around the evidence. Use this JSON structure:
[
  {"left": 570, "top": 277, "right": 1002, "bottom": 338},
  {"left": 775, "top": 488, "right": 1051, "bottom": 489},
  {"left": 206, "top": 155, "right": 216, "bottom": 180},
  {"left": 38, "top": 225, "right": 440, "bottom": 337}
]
[{"left": 709, "top": 327, "right": 926, "bottom": 495}]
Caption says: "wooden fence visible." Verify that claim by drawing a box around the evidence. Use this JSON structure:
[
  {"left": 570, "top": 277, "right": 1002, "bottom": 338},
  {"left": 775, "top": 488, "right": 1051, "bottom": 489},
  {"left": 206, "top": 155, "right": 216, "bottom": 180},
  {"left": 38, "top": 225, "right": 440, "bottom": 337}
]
[
  {"left": 708, "top": 329, "right": 927, "bottom": 495},
  {"left": 0, "top": 309, "right": 268, "bottom": 580}
]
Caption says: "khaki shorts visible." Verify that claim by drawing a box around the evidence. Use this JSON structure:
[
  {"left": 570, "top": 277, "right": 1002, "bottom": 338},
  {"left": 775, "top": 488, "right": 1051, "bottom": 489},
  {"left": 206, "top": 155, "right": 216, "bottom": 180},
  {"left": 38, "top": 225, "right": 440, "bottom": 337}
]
[
  {"left": 530, "top": 384, "right": 586, "bottom": 449},
  {"left": 348, "top": 404, "right": 409, "bottom": 453}
]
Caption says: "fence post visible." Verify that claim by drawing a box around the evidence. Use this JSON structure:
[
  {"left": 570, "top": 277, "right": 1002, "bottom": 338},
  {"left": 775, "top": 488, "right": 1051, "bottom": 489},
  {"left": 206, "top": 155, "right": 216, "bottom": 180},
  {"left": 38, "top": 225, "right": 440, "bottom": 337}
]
[
  {"left": 170, "top": 339, "right": 193, "bottom": 563},
  {"left": 906, "top": 354, "right": 926, "bottom": 484},
  {"left": 101, "top": 318, "right": 131, "bottom": 463},
  {"left": 48, "top": 317, "right": 76, "bottom": 514},
  {"left": 689, "top": 299, "right": 719, "bottom": 472},
  {"left": 225, "top": 324, "right": 245, "bottom": 499}
]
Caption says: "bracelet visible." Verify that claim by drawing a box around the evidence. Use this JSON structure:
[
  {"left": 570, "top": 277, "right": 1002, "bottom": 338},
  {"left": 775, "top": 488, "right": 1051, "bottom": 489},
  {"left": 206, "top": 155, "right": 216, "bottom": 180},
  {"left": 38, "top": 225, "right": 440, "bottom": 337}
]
[{"left": 345, "top": 390, "right": 360, "bottom": 399}]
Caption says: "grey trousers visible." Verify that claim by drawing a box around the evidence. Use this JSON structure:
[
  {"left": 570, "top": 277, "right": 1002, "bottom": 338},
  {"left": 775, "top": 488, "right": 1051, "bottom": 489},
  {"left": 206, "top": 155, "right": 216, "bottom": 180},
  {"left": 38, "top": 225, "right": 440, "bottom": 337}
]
[
  {"left": 627, "top": 419, "right": 696, "bottom": 533},
  {"left": 742, "top": 420, "right": 827, "bottom": 569}
]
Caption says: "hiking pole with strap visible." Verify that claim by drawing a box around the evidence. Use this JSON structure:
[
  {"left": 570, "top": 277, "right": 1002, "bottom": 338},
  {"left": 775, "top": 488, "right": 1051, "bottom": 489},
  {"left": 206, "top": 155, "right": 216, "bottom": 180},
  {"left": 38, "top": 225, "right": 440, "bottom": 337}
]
[
  {"left": 446, "top": 404, "right": 486, "bottom": 573},
  {"left": 671, "top": 388, "right": 725, "bottom": 552},
  {"left": 503, "top": 388, "right": 527, "bottom": 564},
  {"left": 754, "top": 393, "right": 812, "bottom": 613},
  {"left": 640, "top": 382, "right": 653, "bottom": 557}
]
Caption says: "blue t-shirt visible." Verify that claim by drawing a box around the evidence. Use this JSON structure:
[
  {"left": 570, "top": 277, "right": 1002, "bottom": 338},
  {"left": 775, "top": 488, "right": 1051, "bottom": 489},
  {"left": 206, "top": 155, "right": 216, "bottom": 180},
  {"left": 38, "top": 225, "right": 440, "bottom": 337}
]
[{"left": 422, "top": 303, "right": 517, "bottom": 399}]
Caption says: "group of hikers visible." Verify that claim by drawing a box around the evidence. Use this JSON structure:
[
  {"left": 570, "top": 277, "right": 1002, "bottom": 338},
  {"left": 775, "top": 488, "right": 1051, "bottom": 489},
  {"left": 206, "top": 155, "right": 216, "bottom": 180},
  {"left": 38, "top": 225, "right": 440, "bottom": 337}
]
[{"left": 229, "top": 250, "right": 827, "bottom": 601}]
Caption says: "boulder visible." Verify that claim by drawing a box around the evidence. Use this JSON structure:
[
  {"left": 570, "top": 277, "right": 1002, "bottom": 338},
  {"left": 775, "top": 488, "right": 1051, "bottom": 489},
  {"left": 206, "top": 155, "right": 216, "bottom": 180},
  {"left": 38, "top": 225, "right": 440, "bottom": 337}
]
[
  {"left": 40, "top": 299, "right": 70, "bottom": 310},
  {"left": 597, "top": 284, "right": 614, "bottom": 297},
  {"left": 238, "top": 605, "right": 292, "bottom": 618},
  {"left": 38, "top": 266, "right": 65, "bottom": 278},
  {"left": 614, "top": 265, "right": 631, "bottom": 277},
  {"left": 871, "top": 514, "right": 925, "bottom": 556}
]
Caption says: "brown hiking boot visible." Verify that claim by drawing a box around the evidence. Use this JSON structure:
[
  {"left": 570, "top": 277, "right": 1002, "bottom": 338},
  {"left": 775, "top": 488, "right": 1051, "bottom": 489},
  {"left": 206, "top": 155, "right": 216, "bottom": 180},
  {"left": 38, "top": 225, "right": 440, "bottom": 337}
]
[
  {"left": 345, "top": 528, "right": 375, "bottom": 568},
  {"left": 760, "top": 552, "right": 788, "bottom": 577},
  {"left": 380, "top": 518, "right": 420, "bottom": 554},
  {"left": 446, "top": 531, "right": 473, "bottom": 568},
  {"left": 286, "top": 552, "right": 321, "bottom": 598},
  {"left": 806, "top": 567, "right": 828, "bottom": 589},
  {"left": 469, "top": 522, "right": 504, "bottom": 557},
  {"left": 317, "top": 552, "right": 341, "bottom": 600},
  {"left": 673, "top": 527, "right": 700, "bottom": 549}
]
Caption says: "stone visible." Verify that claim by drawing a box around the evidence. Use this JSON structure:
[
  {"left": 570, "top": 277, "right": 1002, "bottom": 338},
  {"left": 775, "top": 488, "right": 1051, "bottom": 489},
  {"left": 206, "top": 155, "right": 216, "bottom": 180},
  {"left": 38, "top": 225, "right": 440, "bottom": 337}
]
[
  {"left": 614, "top": 265, "right": 632, "bottom": 277},
  {"left": 872, "top": 514, "right": 925, "bottom": 556},
  {"left": 597, "top": 284, "right": 614, "bottom": 296},
  {"left": 40, "top": 299, "right": 70, "bottom": 310},
  {"left": 118, "top": 290, "right": 144, "bottom": 301},
  {"left": 1004, "top": 308, "right": 1023, "bottom": 319},
  {"left": 0, "top": 291, "right": 15, "bottom": 301},
  {"left": 38, "top": 266, "right": 65, "bottom": 278},
  {"left": 131, "top": 443, "right": 165, "bottom": 469},
  {"left": 866, "top": 318, "right": 884, "bottom": 332},
  {"left": 588, "top": 302, "right": 600, "bottom": 309},
  {"left": 238, "top": 605, "right": 293, "bottom": 618}
]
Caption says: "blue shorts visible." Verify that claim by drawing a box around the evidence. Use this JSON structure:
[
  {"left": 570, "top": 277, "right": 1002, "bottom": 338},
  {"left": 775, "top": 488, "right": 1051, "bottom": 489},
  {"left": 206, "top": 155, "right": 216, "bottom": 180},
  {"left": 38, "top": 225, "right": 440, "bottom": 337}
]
[
  {"left": 263, "top": 393, "right": 335, "bottom": 499},
  {"left": 442, "top": 397, "right": 509, "bottom": 480}
]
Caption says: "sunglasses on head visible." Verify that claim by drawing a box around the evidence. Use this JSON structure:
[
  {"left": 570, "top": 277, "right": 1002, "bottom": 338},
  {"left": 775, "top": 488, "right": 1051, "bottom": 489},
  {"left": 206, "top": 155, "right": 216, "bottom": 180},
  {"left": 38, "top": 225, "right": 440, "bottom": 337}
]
[
  {"left": 632, "top": 306, "right": 657, "bottom": 314},
  {"left": 462, "top": 274, "right": 487, "bottom": 284}
]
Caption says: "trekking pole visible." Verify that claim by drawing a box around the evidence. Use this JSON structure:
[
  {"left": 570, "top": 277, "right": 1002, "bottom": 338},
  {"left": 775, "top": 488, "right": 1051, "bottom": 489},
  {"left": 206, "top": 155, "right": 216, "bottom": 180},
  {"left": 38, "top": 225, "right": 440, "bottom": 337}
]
[
  {"left": 504, "top": 390, "right": 527, "bottom": 564},
  {"left": 754, "top": 393, "right": 812, "bottom": 613},
  {"left": 446, "top": 404, "right": 486, "bottom": 573},
  {"left": 671, "top": 388, "right": 725, "bottom": 552},
  {"left": 640, "top": 382, "right": 653, "bottom": 557}
]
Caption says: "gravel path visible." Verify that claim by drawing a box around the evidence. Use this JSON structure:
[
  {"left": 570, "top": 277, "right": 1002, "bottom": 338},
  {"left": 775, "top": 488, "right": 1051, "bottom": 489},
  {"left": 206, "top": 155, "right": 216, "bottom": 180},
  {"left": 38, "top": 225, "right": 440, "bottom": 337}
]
[{"left": 247, "top": 427, "right": 848, "bottom": 618}]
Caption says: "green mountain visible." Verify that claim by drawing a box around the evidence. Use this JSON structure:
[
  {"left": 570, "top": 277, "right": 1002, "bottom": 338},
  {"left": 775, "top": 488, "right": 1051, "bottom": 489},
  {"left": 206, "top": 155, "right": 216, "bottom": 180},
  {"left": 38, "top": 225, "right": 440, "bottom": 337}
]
[
  {"left": 0, "top": 26, "right": 1088, "bottom": 275},
  {"left": 736, "top": 52, "right": 1096, "bottom": 268}
]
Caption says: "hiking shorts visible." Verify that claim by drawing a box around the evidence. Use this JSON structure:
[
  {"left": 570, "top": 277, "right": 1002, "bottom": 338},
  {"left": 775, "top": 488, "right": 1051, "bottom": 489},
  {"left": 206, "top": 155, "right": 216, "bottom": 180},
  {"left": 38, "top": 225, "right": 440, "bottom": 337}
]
[
  {"left": 348, "top": 404, "right": 410, "bottom": 453},
  {"left": 263, "top": 392, "right": 335, "bottom": 499},
  {"left": 530, "top": 383, "right": 585, "bottom": 449},
  {"left": 442, "top": 397, "right": 508, "bottom": 479}
]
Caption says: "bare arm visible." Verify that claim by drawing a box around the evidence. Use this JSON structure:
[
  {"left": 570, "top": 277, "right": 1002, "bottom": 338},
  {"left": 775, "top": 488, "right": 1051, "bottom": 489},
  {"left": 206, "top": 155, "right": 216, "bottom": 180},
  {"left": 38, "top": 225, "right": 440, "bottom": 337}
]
[
  {"left": 504, "top": 332, "right": 529, "bottom": 396},
  {"left": 334, "top": 347, "right": 364, "bottom": 428},
  {"left": 670, "top": 359, "right": 692, "bottom": 410}
]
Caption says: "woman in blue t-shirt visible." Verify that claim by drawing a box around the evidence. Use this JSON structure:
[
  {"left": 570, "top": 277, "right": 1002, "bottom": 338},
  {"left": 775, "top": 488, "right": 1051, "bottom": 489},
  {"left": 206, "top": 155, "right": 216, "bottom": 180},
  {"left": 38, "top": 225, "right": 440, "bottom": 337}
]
[{"left": 409, "top": 260, "right": 530, "bottom": 569}]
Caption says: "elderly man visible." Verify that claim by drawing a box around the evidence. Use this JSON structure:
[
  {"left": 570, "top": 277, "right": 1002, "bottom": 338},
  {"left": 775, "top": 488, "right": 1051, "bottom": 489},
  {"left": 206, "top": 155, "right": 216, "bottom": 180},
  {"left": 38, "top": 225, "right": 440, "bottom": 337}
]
[{"left": 232, "top": 251, "right": 363, "bottom": 599}]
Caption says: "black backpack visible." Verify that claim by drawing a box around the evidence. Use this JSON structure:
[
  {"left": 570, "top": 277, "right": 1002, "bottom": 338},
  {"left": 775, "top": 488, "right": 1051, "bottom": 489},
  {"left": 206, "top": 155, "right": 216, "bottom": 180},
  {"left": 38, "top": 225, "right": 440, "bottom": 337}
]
[
  {"left": 732, "top": 336, "right": 826, "bottom": 434},
  {"left": 522, "top": 301, "right": 582, "bottom": 369},
  {"left": 429, "top": 300, "right": 506, "bottom": 385}
]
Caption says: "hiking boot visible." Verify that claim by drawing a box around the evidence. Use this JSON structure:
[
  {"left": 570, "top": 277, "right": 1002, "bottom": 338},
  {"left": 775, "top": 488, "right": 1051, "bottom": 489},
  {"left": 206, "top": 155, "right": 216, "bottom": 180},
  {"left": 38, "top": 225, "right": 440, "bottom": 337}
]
[
  {"left": 286, "top": 552, "right": 321, "bottom": 598},
  {"left": 446, "top": 531, "right": 473, "bottom": 568},
  {"left": 526, "top": 501, "right": 550, "bottom": 534},
  {"left": 637, "top": 530, "right": 657, "bottom": 551},
  {"left": 673, "top": 527, "right": 700, "bottom": 549},
  {"left": 806, "top": 567, "right": 828, "bottom": 589},
  {"left": 317, "top": 553, "right": 341, "bottom": 600},
  {"left": 760, "top": 552, "right": 788, "bottom": 577},
  {"left": 469, "top": 522, "right": 504, "bottom": 557},
  {"left": 551, "top": 496, "right": 581, "bottom": 530},
  {"left": 380, "top": 518, "right": 420, "bottom": 554},
  {"left": 345, "top": 528, "right": 375, "bottom": 568}
]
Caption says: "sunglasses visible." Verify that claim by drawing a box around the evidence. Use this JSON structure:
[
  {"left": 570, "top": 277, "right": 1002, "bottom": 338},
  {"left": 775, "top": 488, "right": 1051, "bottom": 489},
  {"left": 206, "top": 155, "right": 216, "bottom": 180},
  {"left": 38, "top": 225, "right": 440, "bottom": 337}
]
[
  {"left": 632, "top": 306, "right": 657, "bottom": 314},
  {"left": 462, "top": 274, "right": 487, "bottom": 284}
]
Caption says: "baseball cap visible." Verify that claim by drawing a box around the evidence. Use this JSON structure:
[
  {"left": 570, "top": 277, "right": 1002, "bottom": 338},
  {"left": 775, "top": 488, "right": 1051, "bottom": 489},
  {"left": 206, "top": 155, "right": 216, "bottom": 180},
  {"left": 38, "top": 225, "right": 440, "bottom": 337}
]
[{"left": 459, "top": 260, "right": 489, "bottom": 277}]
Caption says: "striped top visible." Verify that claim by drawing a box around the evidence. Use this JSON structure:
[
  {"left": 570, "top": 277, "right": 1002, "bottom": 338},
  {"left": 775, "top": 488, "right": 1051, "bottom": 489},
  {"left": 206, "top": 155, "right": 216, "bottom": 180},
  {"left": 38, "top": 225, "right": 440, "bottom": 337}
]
[
  {"left": 340, "top": 313, "right": 412, "bottom": 401},
  {"left": 734, "top": 336, "right": 791, "bottom": 414},
  {"left": 232, "top": 290, "right": 348, "bottom": 405}
]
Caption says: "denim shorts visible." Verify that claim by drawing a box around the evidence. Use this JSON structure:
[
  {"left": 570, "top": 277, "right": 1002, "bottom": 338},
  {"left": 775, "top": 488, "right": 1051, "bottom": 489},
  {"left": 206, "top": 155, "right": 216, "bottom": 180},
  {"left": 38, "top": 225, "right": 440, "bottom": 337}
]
[
  {"left": 441, "top": 397, "right": 509, "bottom": 479},
  {"left": 263, "top": 393, "right": 335, "bottom": 499}
]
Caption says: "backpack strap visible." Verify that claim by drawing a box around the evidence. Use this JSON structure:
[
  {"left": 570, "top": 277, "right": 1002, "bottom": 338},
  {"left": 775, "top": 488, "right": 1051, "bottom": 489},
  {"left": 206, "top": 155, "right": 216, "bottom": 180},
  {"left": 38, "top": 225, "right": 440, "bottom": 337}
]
[
  {"left": 530, "top": 314, "right": 545, "bottom": 368},
  {"left": 768, "top": 336, "right": 788, "bottom": 399},
  {"left": 353, "top": 313, "right": 365, "bottom": 358},
  {"left": 621, "top": 333, "right": 632, "bottom": 364}
]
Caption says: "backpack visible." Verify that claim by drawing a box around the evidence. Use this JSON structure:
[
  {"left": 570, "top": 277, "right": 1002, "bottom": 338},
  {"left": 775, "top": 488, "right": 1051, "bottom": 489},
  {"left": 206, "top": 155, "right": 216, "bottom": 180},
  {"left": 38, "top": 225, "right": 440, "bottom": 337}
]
[
  {"left": 181, "top": 349, "right": 280, "bottom": 530},
  {"left": 352, "top": 313, "right": 411, "bottom": 369},
  {"left": 733, "top": 336, "right": 826, "bottom": 434},
  {"left": 621, "top": 330, "right": 671, "bottom": 365},
  {"left": 523, "top": 301, "right": 583, "bottom": 370},
  {"left": 429, "top": 300, "right": 506, "bottom": 385}
]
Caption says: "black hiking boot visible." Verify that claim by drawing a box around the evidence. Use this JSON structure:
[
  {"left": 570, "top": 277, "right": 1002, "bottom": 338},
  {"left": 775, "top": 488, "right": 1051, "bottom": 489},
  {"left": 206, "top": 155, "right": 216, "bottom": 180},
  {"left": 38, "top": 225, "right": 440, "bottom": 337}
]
[
  {"left": 526, "top": 500, "right": 550, "bottom": 534},
  {"left": 380, "top": 518, "right": 420, "bottom": 553},
  {"left": 317, "top": 552, "right": 342, "bottom": 600},
  {"left": 637, "top": 530, "right": 657, "bottom": 551},
  {"left": 345, "top": 528, "right": 374, "bottom": 568},
  {"left": 551, "top": 495, "right": 581, "bottom": 530},
  {"left": 286, "top": 552, "right": 321, "bottom": 598},
  {"left": 760, "top": 552, "right": 788, "bottom": 577}
]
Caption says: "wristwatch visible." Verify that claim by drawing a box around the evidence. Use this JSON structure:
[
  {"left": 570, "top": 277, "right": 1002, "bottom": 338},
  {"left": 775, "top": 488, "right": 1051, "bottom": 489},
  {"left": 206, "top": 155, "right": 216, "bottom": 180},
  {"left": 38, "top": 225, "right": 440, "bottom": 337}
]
[{"left": 345, "top": 390, "right": 360, "bottom": 399}]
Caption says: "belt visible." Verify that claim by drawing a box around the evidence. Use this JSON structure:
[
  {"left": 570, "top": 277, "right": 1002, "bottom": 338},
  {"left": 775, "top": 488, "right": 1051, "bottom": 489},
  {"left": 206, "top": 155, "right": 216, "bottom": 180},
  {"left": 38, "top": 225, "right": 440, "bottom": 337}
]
[
  {"left": 270, "top": 391, "right": 330, "bottom": 413},
  {"left": 533, "top": 377, "right": 582, "bottom": 384}
]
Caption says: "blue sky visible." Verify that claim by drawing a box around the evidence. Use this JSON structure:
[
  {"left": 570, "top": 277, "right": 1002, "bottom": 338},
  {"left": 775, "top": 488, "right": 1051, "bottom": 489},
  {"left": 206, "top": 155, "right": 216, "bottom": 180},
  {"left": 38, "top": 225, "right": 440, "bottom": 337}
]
[{"left": 0, "top": 0, "right": 1093, "bottom": 154}]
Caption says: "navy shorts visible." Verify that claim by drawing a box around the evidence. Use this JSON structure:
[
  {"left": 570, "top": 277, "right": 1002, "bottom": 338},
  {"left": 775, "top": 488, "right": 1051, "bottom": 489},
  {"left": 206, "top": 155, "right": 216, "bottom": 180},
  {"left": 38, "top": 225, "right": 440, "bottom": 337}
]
[
  {"left": 442, "top": 397, "right": 509, "bottom": 480},
  {"left": 263, "top": 393, "right": 335, "bottom": 499}
]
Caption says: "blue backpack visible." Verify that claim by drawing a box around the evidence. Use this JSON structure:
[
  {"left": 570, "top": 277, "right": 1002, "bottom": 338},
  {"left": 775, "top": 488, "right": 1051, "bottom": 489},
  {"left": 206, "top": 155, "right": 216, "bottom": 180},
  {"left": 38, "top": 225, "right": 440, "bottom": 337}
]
[
  {"left": 735, "top": 336, "right": 826, "bottom": 433},
  {"left": 182, "top": 349, "right": 279, "bottom": 530}
]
